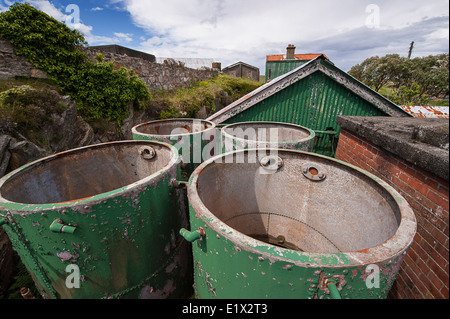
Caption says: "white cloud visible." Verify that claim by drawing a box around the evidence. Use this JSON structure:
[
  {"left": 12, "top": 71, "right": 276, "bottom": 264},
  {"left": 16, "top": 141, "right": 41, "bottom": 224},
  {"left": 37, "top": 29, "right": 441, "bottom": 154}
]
[
  {"left": 26, "top": 0, "right": 67, "bottom": 21},
  {"left": 91, "top": 7, "right": 104, "bottom": 11},
  {"left": 120, "top": 0, "right": 449, "bottom": 72},
  {"left": 113, "top": 32, "right": 133, "bottom": 42}
]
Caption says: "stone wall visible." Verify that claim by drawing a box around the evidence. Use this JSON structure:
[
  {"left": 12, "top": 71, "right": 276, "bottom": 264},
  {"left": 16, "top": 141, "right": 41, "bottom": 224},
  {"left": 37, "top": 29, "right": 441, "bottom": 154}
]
[
  {"left": 0, "top": 37, "right": 47, "bottom": 80},
  {"left": 83, "top": 47, "right": 218, "bottom": 92},
  {"left": 335, "top": 116, "right": 449, "bottom": 299},
  {"left": 0, "top": 37, "right": 218, "bottom": 92}
]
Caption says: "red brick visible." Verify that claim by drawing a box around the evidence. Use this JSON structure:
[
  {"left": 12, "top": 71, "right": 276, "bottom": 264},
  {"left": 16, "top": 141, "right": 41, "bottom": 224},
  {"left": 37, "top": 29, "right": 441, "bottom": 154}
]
[
  {"left": 399, "top": 172, "right": 410, "bottom": 184},
  {"left": 409, "top": 177, "right": 430, "bottom": 197},
  {"left": 413, "top": 168, "right": 428, "bottom": 184},
  {"left": 428, "top": 270, "right": 445, "bottom": 291},
  {"left": 428, "top": 258, "right": 449, "bottom": 287},
  {"left": 403, "top": 164, "right": 417, "bottom": 178},
  {"left": 362, "top": 148, "right": 375, "bottom": 159},
  {"left": 428, "top": 190, "right": 449, "bottom": 212},
  {"left": 440, "top": 286, "right": 449, "bottom": 299},
  {"left": 431, "top": 228, "right": 448, "bottom": 245},
  {"left": 354, "top": 143, "right": 365, "bottom": 155},
  {"left": 429, "top": 248, "right": 448, "bottom": 270},
  {"left": 424, "top": 177, "right": 439, "bottom": 192},
  {"left": 336, "top": 132, "right": 449, "bottom": 299},
  {"left": 437, "top": 184, "right": 449, "bottom": 201}
]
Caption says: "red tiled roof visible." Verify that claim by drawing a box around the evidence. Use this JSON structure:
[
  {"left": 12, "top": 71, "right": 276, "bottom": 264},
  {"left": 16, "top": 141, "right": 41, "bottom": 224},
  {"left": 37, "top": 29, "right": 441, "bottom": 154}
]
[{"left": 267, "top": 53, "right": 328, "bottom": 62}]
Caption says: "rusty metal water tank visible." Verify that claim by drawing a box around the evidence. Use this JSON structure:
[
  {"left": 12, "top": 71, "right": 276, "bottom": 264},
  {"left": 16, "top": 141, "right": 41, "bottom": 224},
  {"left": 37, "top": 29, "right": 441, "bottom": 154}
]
[
  {"left": 182, "top": 149, "right": 416, "bottom": 299},
  {"left": 221, "top": 121, "right": 315, "bottom": 153},
  {"left": 132, "top": 118, "right": 216, "bottom": 175},
  {"left": 0, "top": 141, "right": 192, "bottom": 299}
]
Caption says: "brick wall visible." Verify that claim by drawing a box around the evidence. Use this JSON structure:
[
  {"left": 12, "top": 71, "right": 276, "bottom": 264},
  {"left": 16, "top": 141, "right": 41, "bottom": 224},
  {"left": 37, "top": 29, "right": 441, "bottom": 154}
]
[{"left": 335, "top": 129, "right": 449, "bottom": 299}]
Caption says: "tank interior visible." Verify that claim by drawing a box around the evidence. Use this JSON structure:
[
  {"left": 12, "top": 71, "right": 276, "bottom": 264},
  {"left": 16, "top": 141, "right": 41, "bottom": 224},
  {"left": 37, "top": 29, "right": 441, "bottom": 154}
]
[
  {"left": 222, "top": 122, "right": 312, "bottom": 143},
  {"left": 195, "top": 151, "right": 402, "bottom": 254},
  {"left": 135, "top": 119, "right": 213, "bottom": 136},
  {"left": 0, "top": 142, "right": 174, "bottom": 204}
]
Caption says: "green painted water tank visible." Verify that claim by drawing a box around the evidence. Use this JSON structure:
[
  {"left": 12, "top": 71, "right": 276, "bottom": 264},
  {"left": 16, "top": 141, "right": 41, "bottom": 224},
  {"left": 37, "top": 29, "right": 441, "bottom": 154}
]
[
  {"left": 221, "top": 121, "right": 315, "bottom": 153},
  {"left": 132, "top": 118, "right": 216, "bottom": 175},
  {"left": 183, "top": 149, "right": 417, "bottom": 299},
  {"left": 0, "top": 140, "right": 192, "bottom": 299}
]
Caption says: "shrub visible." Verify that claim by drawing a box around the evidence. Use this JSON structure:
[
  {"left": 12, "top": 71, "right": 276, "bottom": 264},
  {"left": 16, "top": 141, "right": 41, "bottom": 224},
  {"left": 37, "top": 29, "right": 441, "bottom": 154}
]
[{"left": 0, "top": 3, "right": 150, "bottom": 126}]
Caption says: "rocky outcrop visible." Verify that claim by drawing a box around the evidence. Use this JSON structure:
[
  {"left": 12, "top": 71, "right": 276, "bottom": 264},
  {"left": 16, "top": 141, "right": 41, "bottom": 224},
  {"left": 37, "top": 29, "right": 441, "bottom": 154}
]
[{"left": 0, "top": 37, "right": 47, "bottom": 80}]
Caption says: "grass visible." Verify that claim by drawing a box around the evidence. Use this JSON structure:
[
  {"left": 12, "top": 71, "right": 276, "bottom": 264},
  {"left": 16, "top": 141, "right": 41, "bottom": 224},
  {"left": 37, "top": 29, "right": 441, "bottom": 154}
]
[{"left": 147, "top": 74, "right": 262, "bottom": 119}]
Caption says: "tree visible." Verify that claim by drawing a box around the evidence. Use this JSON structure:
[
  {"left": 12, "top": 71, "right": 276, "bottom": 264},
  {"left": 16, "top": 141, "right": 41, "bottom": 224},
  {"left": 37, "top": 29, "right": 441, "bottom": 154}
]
[
  {"left": 349, "top": 53, "right": 449, "bottom": 105},
  {"left": 410, "top": 54, "right": 449, "bottom": 99}
]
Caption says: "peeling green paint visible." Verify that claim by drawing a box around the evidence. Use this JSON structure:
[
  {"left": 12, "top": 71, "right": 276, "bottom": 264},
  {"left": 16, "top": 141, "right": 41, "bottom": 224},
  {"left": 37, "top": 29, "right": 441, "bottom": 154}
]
[
  {"left": 0, "top": 141, "right": 193, "bottom": 299},
  {"left": 185, "top": 148, "right": 416, "bottom": 299}
]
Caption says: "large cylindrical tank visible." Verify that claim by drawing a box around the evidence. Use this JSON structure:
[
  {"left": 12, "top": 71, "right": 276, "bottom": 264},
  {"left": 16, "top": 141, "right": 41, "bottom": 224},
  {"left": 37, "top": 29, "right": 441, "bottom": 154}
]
[
  {"left": 221, "top": 121, "right": 315, "bottom": 153},
  {"left": 0, "top": 141, "right": 192, "bottom": 299},
  {"left": 132, "top": 118, "right": 216, "bottom": 175},
  {"left": 183, "top": 149, "right": 416, "bottom": 299}
]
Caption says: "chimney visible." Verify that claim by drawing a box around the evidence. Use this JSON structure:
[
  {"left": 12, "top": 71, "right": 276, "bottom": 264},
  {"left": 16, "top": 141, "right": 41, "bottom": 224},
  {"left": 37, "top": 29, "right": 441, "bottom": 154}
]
[
  {"left": 286, "top": 44, "right": 296, "bottom": 60},
  {"left": 212, "top": 62, "right": 221, "bottom": 71}
]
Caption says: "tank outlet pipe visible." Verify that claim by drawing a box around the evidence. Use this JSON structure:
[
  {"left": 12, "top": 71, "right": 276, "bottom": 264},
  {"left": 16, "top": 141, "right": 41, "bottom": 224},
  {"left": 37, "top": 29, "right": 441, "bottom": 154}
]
[
  {"left": 327, "top": 282, "right": 342, "bottom": 299},
  {"left": 179, "top": 227, "right": 205, "bottom": 242},
  {"left": 172, "top": 179, "right": 188, "bottom": 189},
  {"left": 50, "top": 219, "right": 76, "bottom": 234}
]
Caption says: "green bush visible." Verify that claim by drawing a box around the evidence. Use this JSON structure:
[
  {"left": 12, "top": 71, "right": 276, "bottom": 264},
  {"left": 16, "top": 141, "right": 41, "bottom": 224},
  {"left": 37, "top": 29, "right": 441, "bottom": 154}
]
[
  {"left": 0, "top": 84, "right": 67, "bottom": 147},
  {"left": 0, "top": 3, "right": 150, "bottom": 126}
]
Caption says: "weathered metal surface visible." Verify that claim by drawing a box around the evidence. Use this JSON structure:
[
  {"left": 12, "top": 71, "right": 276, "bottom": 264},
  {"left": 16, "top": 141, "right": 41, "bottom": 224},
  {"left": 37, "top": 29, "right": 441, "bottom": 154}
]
[
  {"left": 221, "top": 121, "right": 315, "bottom": 153},
  {"left": 207, "top": 56, "right": 411, "bottom": 157},
  {"left": 185, "top": 149, "right": 417, "bottom": 299},
  {"left": 0, "top": 141, "right": 192, "bottom": 299},
  {"left": 220, "top": 72, "right": 389, "bottom": 157},
  {"left": 265, "top": 60, "right": 309, "bottom": 82},
  {"left": 132, "top": 118, "right": 216, "bottom": 175},
  {"left": 398, "top": 105, "right": 449, "bottom": 119}
]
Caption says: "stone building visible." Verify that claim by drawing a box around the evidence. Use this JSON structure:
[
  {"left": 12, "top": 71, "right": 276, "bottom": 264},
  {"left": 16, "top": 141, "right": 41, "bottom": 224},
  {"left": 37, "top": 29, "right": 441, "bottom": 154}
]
[{"left": 222, "top": 61, "right": 260, "bottom": 82}]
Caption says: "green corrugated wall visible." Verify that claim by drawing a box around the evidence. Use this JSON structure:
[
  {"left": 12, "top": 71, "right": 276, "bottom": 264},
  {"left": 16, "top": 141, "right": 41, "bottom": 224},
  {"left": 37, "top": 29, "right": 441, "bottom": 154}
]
[
  {"left": 265, "top": 60, "right": 308, "bottom": 82},
  {"left": 224, "top": 72, "right": 388, "bottom": 157}
]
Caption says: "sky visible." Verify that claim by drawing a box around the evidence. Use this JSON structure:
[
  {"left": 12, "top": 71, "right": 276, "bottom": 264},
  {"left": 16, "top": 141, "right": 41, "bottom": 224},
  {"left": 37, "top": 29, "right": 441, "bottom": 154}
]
[{"left": 1, "top": 0, "right": 449, "bottom": 73}]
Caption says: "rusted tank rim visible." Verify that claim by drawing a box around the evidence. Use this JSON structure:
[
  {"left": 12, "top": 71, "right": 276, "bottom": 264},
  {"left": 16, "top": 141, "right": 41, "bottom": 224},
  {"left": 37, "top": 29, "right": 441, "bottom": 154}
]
[
  {"left": 131, "top": 118, "right": 216, "bottom": 138},
  {"left": 187, "top": 148, "right": 417, "bottom": 268},
  {"left": 221, "top": 121, "right": 315, "bottom": 145},
  {"left": 0, "top": 140, "right": 179, "bottom": 213}
]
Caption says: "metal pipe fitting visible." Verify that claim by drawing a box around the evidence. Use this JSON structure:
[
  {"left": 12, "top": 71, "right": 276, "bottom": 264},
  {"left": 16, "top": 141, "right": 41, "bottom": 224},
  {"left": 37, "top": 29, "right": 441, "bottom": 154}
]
[
  {"left": 327, "top": 282, "right": 342, "bottom": 299},
  {"left": 179, "top": 227, "right": 205, "bottom": 242},
  {"left": 49, "top": 219, "right": 76, "bottom": 234}
]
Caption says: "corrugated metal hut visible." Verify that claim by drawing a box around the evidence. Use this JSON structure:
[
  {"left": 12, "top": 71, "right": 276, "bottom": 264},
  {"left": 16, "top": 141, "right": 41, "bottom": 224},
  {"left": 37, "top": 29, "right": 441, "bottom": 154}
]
[
  {"left": 207, "top": 55, "right": 412, "bottom": 157},
  {"left": 265, "top": 44, "right": 327, "bottom": 82}
]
